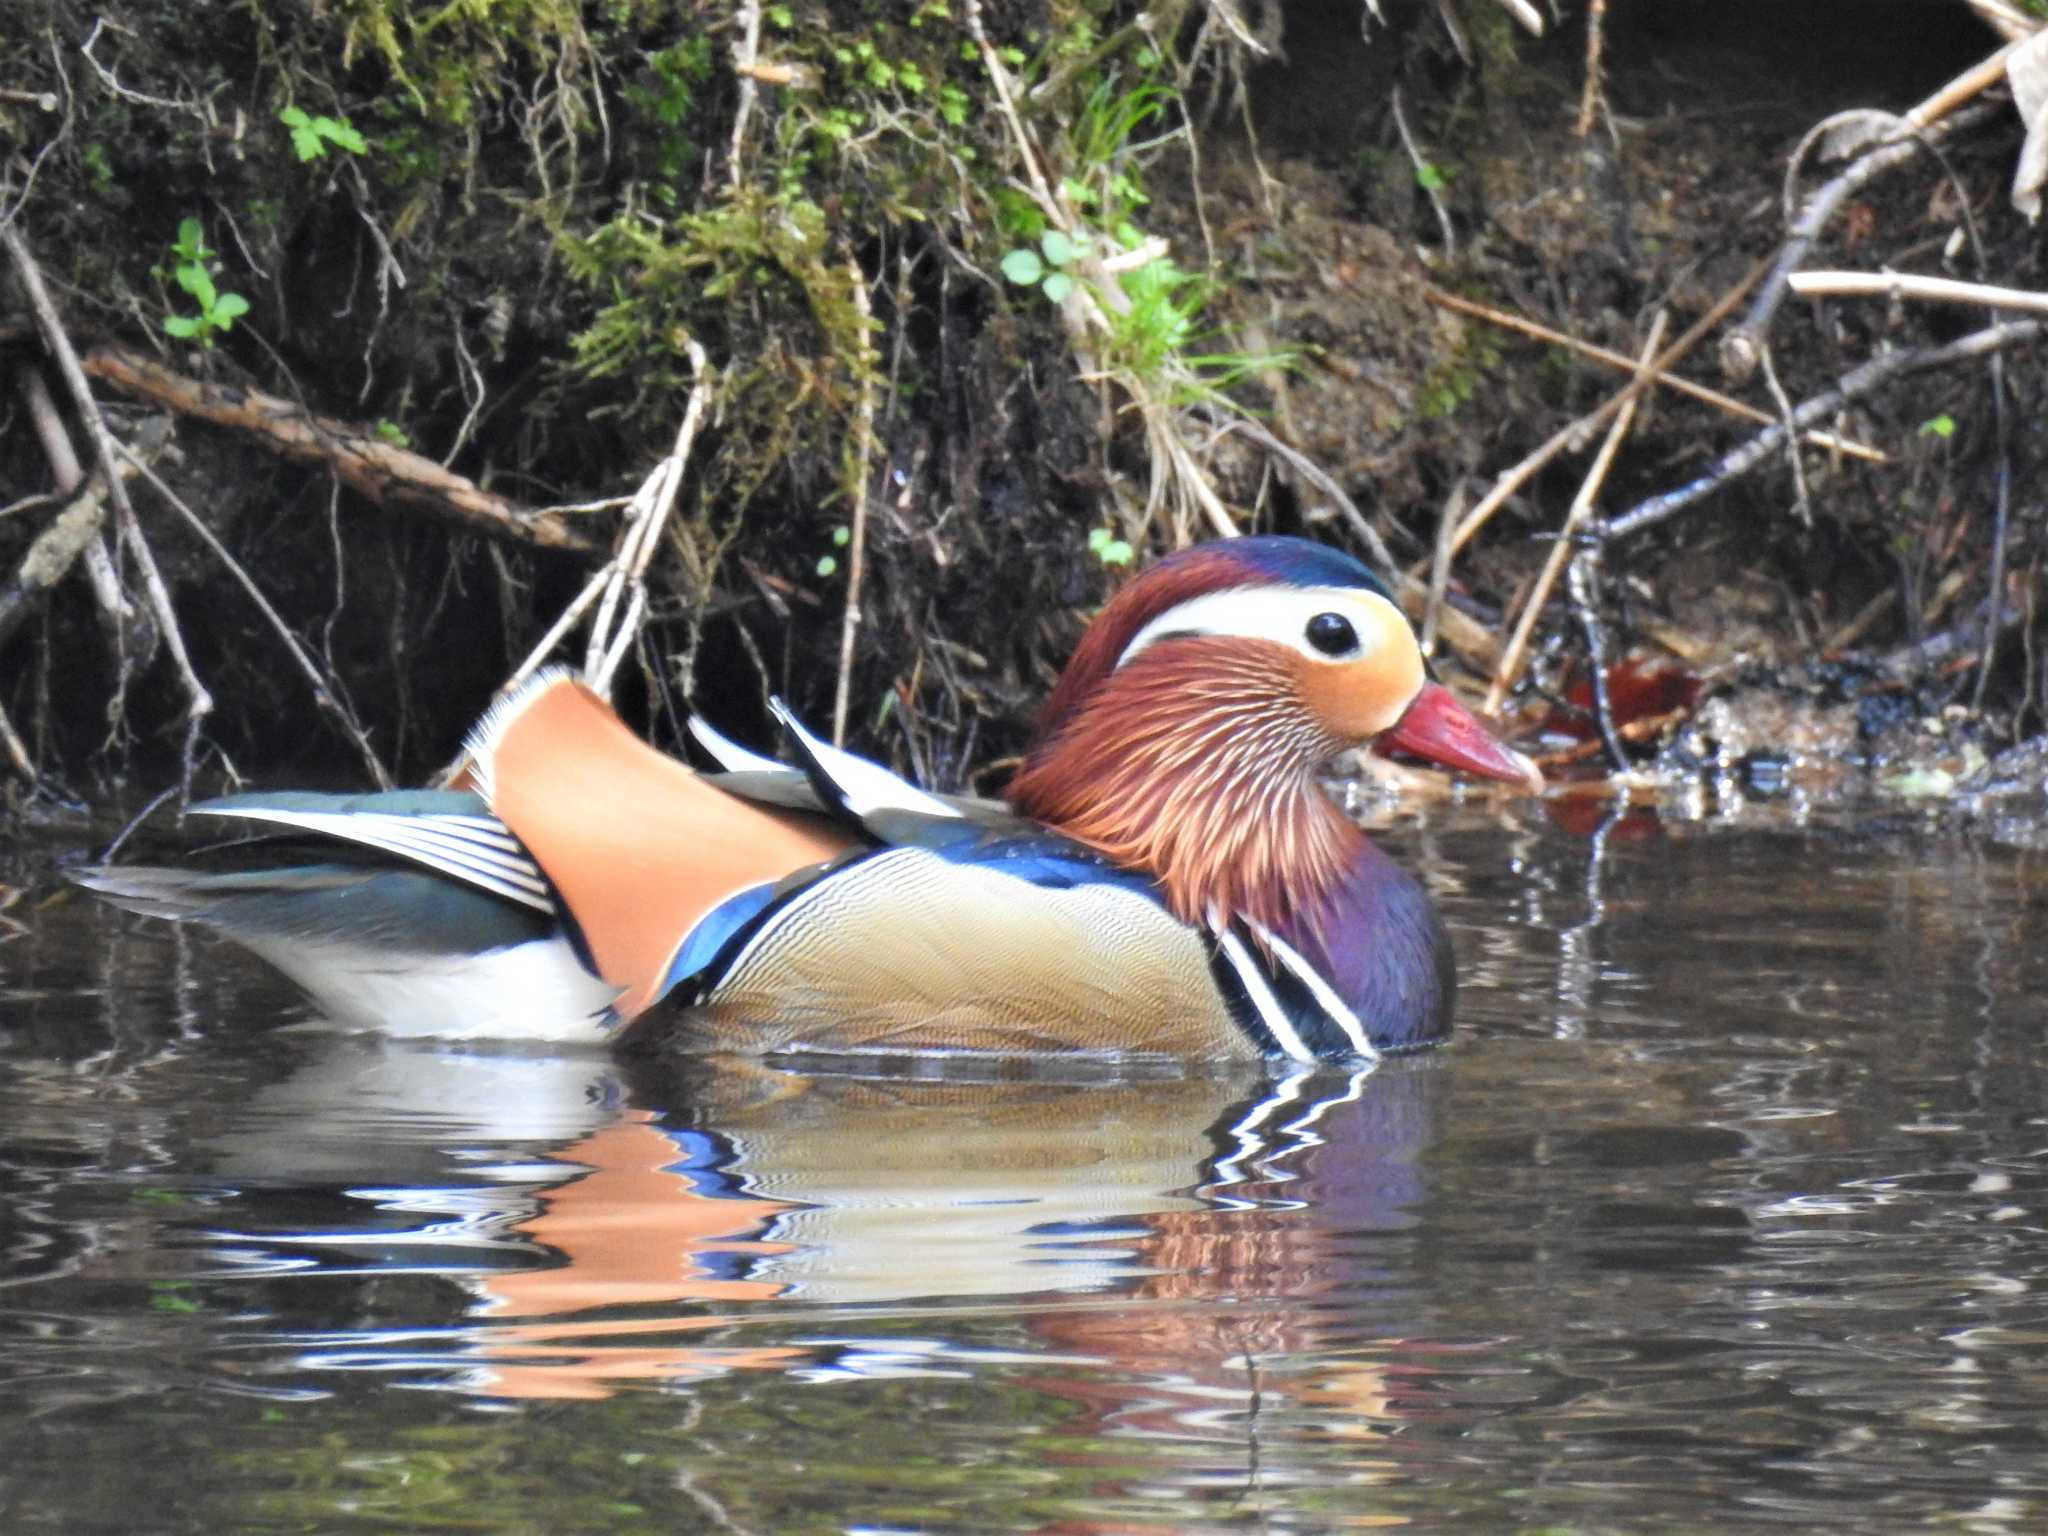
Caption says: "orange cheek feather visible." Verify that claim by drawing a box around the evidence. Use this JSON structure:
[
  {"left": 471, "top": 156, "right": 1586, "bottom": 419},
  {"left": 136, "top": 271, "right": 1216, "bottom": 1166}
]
[{"left": 1295, "top": 625, "right": 1425, "bottom": 743}]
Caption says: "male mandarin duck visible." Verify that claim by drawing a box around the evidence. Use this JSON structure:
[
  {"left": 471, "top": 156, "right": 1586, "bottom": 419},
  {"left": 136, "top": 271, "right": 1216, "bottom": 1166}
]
[{"left": 75, "top": 536, "right": 1539, "bottom": 1064}]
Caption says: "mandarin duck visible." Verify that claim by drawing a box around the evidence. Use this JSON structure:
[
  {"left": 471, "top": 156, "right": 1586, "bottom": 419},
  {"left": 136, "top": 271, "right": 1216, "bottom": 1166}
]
[{"left": 75, "top": 536, "right": 1538, "bottom": 1064}]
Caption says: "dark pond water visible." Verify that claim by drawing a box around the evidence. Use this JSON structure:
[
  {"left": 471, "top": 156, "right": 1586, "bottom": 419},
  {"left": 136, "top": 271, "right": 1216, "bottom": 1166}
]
[{"left": 4, "top": 797, "right": 2047, "bottom": 1534}]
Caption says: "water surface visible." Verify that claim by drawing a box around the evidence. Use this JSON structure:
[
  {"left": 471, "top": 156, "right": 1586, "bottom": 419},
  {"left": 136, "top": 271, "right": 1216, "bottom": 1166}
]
[{"left": 4, "top": 800, "right": 2046, "bottom": 1533}]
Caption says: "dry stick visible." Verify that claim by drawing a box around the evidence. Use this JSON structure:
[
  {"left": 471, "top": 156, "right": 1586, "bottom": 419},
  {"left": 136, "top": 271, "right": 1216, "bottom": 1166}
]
[
  {"left": 1974, "top": 346, "right": 2014, "bottom": 709},
  {"left": 1575, "top": 0, "right": 1608, "bottom": 139},
  {"left": 1965, "top": 0, "right": 2039, "bottom": 44},
  {"left": 1431, "top": 254, "right": 1769, "bottom": 566},
  {"left": 1566, "top": 545, "right": 1630, "bottom": 770},
  {"left": 1421, "top": 284, "right": 1885, "bottom": 461},
  {"left": 1787, "top": 269, "right": 2048, "bottom": 317},
  {"left": 0, "top": 696, "right": 33, "bottom": 783},
  {"left": 111, "top": 440, "right": 395, "bottom": 789},
  {"left": 0, "top": 226, "right": 214, "bottom": 735},
  {"left": 84, "top": 347, "right": 598, "bottom": 554},
  {"left": 587, "top": 336, "right": 715, "bottom": 695},
  {"left": 726, "top": 0, "right": 763, "bottom": 191},
  {"left": 0, "top": 465, "right": 119, "bottom": 655},
  {"left": 1720, "top": 102, "right": 1994, "bottom": 385},
  {"left": 831, "top": 264, "right": 879, "bottom": 748},
  {"left": 1487, "top": 313, "right": 1668, "bottom": 716},
  {"left": 1601, "top": 318, "right": 2044, "bottom": 542},
  {"left": 589, "top": 342, "right": 716, "bottom": 692},
  {"left": 19, "top": 362, "right": 134, "bottom": 624},
  {"left": 1390, "top": 88, "right": 1454, "bottom": 259}
]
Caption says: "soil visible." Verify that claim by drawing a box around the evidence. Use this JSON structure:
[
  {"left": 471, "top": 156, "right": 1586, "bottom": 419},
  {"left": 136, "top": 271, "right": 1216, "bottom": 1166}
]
[{"left": 1, "top": 0, "right": 2042, "bottom": 812}]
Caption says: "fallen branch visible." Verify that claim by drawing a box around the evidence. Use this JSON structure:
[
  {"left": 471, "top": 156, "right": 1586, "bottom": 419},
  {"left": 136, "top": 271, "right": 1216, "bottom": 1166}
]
[
  {"left": 3, "top": 225, "right": 213, "bottom": 762},
  {"left": 1787, "top": 268, "right": 2048, "bottom": 318},
  {"left": 111, "top": 439, "right": 394, "bottom": 789},
  {"left": 1720, "top": 102, "right": 1994, "bottom": 384},
  {"left": 1487, "top": 313, "right": 1668, "bottom": 715},
  {"left": 81, "top": 345, "right": 599, "bottom": 555},
  {"left": 1602, "top": 318, "right": 2045, "bottom": 542},
  {"left": 831, "top": 259, "right": 879, "bottom": 748},
  {"left": 1421, "top": 284, "right": 1885, "bottom": 461},
  {"left": 1431, "top": 254, "right": 1770, "bottom": 564}
]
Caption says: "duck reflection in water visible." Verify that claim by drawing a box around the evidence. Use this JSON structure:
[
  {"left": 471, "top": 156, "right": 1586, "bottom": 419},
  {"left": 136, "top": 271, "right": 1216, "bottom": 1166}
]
[{"left": 196, "top": 1037, "right": 1445, "bottom": 1439}]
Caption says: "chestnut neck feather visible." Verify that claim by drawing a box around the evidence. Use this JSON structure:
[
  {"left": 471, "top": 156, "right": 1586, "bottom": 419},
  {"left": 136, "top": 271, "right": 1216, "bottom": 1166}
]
[{"left": 1007, "top": 638, "right": 1365, "bottom": 935}]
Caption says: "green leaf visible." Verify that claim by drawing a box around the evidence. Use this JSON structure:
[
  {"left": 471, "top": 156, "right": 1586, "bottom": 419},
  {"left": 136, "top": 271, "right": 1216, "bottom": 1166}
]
[
  {"left": 832, "top": 525, "right": 850, "bottom": 546},
  {"left": 175, "top": 217, "right": 205, "bottom": 257},
  {"left": 1040, "top": 271, "right": 1074, "bottom": 303},
  {"left": 320, "top": 117, "right": 368, "bottom": 155},
  {"left": 278, "top": 105, "right": 310, "bottom": 130},
  {"left": 1415, "top": 162, "right": 1447, "bottom": 191},
  {"left": 816, "top": 554, "right": 838, "bottom": 577},
  {"left": 1039, "top": 229, "right": 1079, "bottom": 266},
  {"left": 1087, "top": 527, "right": 1111, "bottom": 552},
  {"left": 176, "top": 266, "right": 218, "bottom": 311},
  {"left": 1920, "top": 413, "right": 1956, "bottom": 439},
  {"left": 163, "top": 315, "right": 201, "bottom": 338},
  {"left": 289, "top": 124, "right": 322, "bottom": 160},
  {"left": 212, "top": 291, "right": 250, "bottom": 323},
  {"left": 1099, "top": 538, "right": 1135, "bottom": 566},
  {"left": 1000, "top": 248, "right": 1044, "bottom": 286}
]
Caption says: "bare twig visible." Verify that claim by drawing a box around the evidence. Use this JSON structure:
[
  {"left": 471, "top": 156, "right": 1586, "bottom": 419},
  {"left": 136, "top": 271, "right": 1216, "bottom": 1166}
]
[
  {"left": 1488, "top": 313, "right": 1667, "bottom": 714},
  {"left": 1421, "top": 283, "right": 1885, "bottom": 461},
  {"left": 1602, "top": 319, "right": 2045, "bottom": 542},
  {"left": 1720, "top": 104, "right": 1992, "bottom": 383},
  {"left": 1389, "top": 88, "right": 1454, "bottom": 259},
  {"left": 1432, "top": 255, "right": 1769, "bottom": 563},
  {"left": 112, "top": 440, "right": 394, "bottom": 788},
  {"left": 83, "top": 345, "right": 598, "bottom": 553},
  {"left": 1576, "top": 0, "right": 1608, "bottom": 139},
  {"left": 0, "top": 467, "right": 116, "bottom": 654},
  {"left": 0, "top": 695, "right": 34, "bottom": 783},
  {"left": 19, "top": 363, "right": 133, "bottom": 625},
  {"left": 586, "top": 336, "right": 714, "bottom": 693},
  {"left": 1787, "top": 268, "right": 2048, "bottom": 318},
  {"left": 832, "top": 262, "right": 879, "bottom": 747},
  {"left": 1974, "top": 348, "right": 2013, "bottom": 708},
  {"left": 1568, "top": 548, "right": 1629, "bottom": 771},
  {"left": 2, "top": 225, "right": 214, "bottom": 750},
  {"left": 727, "top": 0, "right": 763, "bottom": 189}
]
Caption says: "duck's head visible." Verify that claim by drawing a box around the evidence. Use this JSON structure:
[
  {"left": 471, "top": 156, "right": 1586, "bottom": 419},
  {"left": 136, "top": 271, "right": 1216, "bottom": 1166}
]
[{"left": 1007, "top": 535, "right": 1539, "bottom": 933}]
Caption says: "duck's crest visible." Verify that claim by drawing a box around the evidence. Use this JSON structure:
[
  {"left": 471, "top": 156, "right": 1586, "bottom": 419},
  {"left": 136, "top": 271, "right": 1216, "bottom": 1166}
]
[{"left": 463, "top": 666, "right": 586, "bottom": 807}]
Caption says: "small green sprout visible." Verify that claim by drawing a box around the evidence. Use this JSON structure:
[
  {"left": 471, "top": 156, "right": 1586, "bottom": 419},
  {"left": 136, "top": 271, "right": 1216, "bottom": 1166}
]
[
  {"left": 1002, "top": 229, "right": 1087, "bottom": 304},
  {"left": 162, "top": 218, "right": 250, "bottom": 347},
  {"left": 1414, "top": 161, "right": 1449, "bottom": 192},
  {"left": 279, "top": 105, "right": 367, "bottom": 161},
  {"left": 1919, "top": 413, "right": 1956, "bottom": 439},
  {"left": 1088, "top": 526, "right": 1135, "bottom": 566},
  {"left": 817, "top": 526, "right": 850, "bottom": 578}
]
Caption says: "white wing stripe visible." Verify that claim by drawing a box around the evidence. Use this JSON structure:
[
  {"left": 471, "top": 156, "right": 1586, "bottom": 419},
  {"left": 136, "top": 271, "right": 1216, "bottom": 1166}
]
[
  {"left": 188, "top": 806, "right": 556, "bottom": 913},
  {"left": 768, "top": 699, "right": 963, "bottom": 822}
]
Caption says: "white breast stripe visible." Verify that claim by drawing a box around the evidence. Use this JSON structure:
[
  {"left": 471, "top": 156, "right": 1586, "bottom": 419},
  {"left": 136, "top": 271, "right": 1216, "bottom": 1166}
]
[
  {"left": 1216, "top": 928, "right": 1317, "bottom": 1064},
  {"left": 1244, "top": 918, "right": 1378, "bottom": 1063},
  {"left": 769, "top": 698, "right": 963, "bottom": 823}
]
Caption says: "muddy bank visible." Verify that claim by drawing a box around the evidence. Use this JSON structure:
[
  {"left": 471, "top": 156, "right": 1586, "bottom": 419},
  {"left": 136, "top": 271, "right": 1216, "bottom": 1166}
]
[{"left": 1, "top": 0, "right": 2041, "bottom": 813}]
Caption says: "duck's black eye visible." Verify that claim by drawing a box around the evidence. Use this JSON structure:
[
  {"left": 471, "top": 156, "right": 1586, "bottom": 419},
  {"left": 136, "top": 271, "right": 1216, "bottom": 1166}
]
[{"left": 1305, "top": 611, "right": 1359, "bottom": 657}]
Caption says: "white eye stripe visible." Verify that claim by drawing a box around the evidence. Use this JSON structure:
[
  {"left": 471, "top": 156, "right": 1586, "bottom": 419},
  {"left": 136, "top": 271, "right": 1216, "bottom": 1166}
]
[{"left": 1116, "top": 586, "right": 1407, "bottom": 670}]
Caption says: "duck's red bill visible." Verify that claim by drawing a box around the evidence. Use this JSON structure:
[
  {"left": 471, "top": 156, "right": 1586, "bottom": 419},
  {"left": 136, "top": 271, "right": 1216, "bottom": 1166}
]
[{"left": 1377, "top": 682, "right": 1544, "bottom": 790}]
